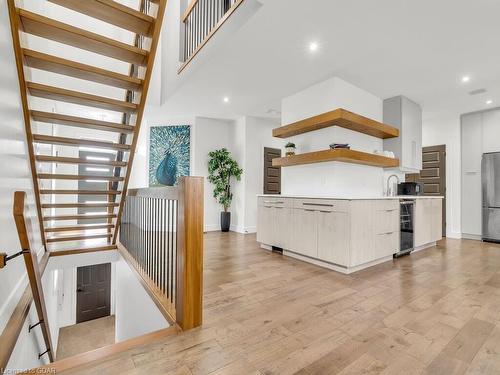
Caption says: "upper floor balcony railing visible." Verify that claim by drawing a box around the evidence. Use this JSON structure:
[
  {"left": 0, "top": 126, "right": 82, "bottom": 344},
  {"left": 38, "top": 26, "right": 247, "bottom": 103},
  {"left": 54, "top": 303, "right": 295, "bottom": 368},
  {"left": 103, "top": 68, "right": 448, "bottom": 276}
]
[{"left": 179, "top": 0, "right": 245, "bottom": 72}]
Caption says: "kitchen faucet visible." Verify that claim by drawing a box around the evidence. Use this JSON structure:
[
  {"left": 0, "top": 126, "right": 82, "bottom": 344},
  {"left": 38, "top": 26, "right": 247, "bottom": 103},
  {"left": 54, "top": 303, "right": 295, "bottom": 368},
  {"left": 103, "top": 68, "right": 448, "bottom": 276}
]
[{"left": 386, "top": 174, "right": 400, "bottom": 196}]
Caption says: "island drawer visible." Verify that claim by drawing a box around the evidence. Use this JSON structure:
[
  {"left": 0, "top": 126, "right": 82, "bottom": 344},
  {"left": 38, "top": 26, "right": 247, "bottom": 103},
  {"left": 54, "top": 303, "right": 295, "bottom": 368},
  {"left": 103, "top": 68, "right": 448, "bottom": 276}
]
[
  {"left": 258, "top": 197, "right": 293, "bottom": 208},
  {"left": 293, "top": 199, "right": 349, "bottom": 212},
  {"left": 372, "top": 200, "right": 400, "bottom": 212}
]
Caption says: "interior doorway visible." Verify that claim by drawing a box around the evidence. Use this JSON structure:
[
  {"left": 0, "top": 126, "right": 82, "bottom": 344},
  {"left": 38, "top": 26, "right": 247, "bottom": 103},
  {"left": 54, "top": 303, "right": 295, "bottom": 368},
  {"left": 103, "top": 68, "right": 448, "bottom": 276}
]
[
  {"left": 263, "top": 147, "right": 281, "bottom": 195},
  {"left": 406, "top": 144, "right": 446, "bottom": 236},
  {"left": 76, "top": 263, "right": 112, "bottom": 323}
]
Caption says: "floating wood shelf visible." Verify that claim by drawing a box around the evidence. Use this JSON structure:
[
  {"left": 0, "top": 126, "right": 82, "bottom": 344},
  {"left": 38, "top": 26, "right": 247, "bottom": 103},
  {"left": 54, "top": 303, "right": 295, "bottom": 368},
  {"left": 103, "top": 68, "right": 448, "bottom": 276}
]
[
  {"left": 272, "top": 108, "right": 399, "bottom": 139},
  {"left": 272, "top": 149, "right": 400, "bottom": 168}
]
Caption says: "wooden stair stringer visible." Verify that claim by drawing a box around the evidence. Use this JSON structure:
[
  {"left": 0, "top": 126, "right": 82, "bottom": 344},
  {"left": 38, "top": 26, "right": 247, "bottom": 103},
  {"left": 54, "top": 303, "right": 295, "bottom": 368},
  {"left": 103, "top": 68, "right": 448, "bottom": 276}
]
[{"left": 112, "top": 0, "right": 168, "bottom": 244}]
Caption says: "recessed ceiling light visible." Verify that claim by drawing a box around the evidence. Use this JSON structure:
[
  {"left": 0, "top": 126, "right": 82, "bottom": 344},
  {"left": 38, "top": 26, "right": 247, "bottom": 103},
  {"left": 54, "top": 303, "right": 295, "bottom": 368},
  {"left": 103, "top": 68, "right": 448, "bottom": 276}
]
[
  {"left": 223, "top": 97, "right": 229, "bottom": 103},
  {"left": 486, "top": 99, "right": 493, "bottom": 105},
  {"left": 461, "top": 76, "right": 471, "bottom": 83},
  {"left": 309, "top": 42, "right": 319, "bottom": 52}
]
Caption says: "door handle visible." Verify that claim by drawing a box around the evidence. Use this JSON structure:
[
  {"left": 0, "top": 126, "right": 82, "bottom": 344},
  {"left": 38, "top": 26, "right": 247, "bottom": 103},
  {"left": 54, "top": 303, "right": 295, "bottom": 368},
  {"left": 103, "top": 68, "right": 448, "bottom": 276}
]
[{"left": 77, "top": 288, "right": 83, "bottom": 292}]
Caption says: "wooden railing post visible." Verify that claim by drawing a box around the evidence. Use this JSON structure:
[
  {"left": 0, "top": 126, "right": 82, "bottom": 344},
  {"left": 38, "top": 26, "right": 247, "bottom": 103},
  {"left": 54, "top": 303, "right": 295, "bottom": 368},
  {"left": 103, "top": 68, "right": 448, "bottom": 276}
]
[
  {"left": 176, "top": 177, "right": 204, "bottom": 330},
  {"left": 12, "top": 192, "right": 55, "bottom": 362}
]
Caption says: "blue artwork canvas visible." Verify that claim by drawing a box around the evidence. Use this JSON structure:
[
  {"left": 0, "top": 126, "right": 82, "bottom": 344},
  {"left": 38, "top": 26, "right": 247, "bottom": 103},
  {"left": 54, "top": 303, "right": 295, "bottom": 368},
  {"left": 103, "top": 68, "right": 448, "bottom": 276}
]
[{"left": 149, "top": 125, "right": 190, "bottom": 186}]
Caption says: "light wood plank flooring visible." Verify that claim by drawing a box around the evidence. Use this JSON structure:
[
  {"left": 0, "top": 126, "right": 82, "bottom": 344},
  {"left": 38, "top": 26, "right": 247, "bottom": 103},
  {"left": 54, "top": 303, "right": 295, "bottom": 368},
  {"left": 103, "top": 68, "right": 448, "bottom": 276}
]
[{"left": 58, "top": 233, "right": 500, "bottom": 374}]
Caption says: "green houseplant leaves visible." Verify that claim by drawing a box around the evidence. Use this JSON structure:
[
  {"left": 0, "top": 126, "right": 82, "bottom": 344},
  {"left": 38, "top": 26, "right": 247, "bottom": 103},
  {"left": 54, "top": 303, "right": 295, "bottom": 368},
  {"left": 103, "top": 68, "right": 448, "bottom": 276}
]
[{"left": 207, "top": 148, "right": 243, "bottom": 212}]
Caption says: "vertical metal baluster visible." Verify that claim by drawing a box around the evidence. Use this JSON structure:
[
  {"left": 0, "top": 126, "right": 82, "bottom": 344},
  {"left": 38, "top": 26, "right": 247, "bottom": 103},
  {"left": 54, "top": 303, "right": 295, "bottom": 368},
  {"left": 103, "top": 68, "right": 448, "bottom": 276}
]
[
  {"left": 159, "top": 198, "right": 163, "bottom": 294},
  {"left": 152, "top": 197, "right": 155, "bottom": 284},
  {"left": 197, "top": 4, "right": 201, "bottom": 50},
  {"left": 205, "top": 0, "right": 208, "bottom": 39},
  {"left": 167, "top": 199, "right": 171, "bottom": 299},
  {"left": 148, "top": 197, "right": 152, "bottom": 279},
  {"left": 144, "top": 197, "right": 147, "bottom": 277},
  {"left": 198, "top": 0, "right": 204, "bottom": 43},
  {"left": 164, "top": 199, "right": 167, "bottom": 296},
  {"left": 149, "top": 198, "right": 155, "bottom": 283},
  {"left": 166, "top": 199, "right": 169, "bottom": 297},
  {"left": 139, "top": 196, "right": 142, "bottom": 273},
  {"left": 140, "top": 197, "right": 143, "bottom": 273},
  {"left": 155, "top": 197, "right": 159, "bottom": 287},
  {"left": 173, "top": 200, "right": 177, "bottom": 303},
  {"left": 190, "top": 13, "right": 194, "bottom": 59},
  {"left": 194, "top": 5, "right": 197, "bottom": 54},
  {"left": 134, "top": 197, "right": 137, "bottom": 263}
]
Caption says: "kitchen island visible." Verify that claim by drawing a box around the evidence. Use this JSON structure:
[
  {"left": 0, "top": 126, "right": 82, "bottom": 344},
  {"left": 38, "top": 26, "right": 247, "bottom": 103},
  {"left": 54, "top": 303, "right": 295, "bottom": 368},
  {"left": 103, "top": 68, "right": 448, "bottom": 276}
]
[{"left": 257, "top": 195, "right": 443, "bottom": 274}]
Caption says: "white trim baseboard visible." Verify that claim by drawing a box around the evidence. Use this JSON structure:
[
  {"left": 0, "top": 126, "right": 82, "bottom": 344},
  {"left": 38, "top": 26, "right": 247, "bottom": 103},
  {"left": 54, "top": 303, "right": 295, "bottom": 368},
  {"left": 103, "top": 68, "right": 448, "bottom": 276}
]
[
  {"left": 204, "top": 224, "right": 220, "bottom": 232},
  {"left": 461, "top": 233, "right": 482, "bottom": 241},
  {"left": 446, "top": 231, "right": 462, "bottom": 239}
]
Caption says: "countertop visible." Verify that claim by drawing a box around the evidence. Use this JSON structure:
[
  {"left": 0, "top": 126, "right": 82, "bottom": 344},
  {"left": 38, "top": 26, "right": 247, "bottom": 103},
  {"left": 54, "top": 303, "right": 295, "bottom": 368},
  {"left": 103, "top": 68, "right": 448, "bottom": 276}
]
[{"left": 257, "top": 194, "right": 444, "bottom": 200}]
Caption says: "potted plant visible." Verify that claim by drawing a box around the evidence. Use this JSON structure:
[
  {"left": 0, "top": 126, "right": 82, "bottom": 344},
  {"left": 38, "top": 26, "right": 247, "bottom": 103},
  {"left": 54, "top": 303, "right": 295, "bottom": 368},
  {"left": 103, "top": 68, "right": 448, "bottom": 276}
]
[
  {"left": 207, "top": 148, "right": 243, "bottom": 232},
  {"left": 285, "top": 142, "right": 296, "bottom": 156}
]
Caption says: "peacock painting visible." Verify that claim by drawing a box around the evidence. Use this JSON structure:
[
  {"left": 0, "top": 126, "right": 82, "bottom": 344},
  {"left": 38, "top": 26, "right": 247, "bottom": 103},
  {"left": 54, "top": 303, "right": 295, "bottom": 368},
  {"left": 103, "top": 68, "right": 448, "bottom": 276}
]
[{"left": 149, "top": 125, "right": 190, "bottom": 186}]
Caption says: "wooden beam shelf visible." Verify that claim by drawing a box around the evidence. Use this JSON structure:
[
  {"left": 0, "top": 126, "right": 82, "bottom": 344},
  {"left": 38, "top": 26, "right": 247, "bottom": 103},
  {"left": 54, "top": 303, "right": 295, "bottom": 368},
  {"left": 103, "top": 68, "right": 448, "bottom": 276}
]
[
  {"left": 272, "top": 108, "right": 399, "bottom": 139},
  {"left": 272, "top": 149, "right": 400, "bottom": 168}
]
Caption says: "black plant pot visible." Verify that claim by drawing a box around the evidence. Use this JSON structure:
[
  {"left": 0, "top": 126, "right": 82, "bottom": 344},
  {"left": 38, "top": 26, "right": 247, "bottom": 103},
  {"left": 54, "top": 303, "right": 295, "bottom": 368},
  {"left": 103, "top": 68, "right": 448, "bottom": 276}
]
[{"left": 220, "top": 212, "right": 231, "bottom": 232}]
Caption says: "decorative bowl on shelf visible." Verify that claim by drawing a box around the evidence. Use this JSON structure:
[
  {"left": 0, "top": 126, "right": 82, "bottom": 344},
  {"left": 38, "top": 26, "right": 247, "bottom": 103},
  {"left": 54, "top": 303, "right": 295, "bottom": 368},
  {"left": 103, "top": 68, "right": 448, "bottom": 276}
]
[{"left": 329, "top": 143, "right": 350, "bottom": 150}]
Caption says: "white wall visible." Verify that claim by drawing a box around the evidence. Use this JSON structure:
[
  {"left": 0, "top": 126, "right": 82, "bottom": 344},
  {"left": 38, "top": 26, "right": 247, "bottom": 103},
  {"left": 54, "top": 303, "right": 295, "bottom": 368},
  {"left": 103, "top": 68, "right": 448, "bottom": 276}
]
[
  {"left": 422, "top": 112, "right": 461, "bottom": 238},
  {"left": 114, "top": 255, "right": 169, "bottom": 342},
  {"left": 280, "top": 76, "right": 388, "bottom": 198},
  {"left": 133, "top": 113, "right": 282, "bottom": 233},
  {"left": 6, "top": 304, "right": 47, "bottom": 371},
  {"left": 133, "top": 110, "right": 237, "bottom": 231},
  {"left": 241, "top": 116, "right": 283, "bottom": 233},
  {"left": 191, "top": 117, "right": 234, "bottom": 231}
]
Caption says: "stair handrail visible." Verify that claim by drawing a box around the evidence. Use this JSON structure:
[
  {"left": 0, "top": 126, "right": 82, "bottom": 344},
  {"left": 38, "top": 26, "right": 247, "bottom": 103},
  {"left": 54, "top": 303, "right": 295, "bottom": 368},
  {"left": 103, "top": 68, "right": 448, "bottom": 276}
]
[{"left": 0, "top": 192, "right": 55, "bottom": 370}]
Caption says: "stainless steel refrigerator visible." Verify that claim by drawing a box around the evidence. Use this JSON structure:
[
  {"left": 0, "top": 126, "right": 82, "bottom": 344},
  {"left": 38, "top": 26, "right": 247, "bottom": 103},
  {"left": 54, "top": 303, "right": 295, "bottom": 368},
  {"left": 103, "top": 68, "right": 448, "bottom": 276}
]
[{"left": 482, "top": 152, "right": 500, "bottom": 242}]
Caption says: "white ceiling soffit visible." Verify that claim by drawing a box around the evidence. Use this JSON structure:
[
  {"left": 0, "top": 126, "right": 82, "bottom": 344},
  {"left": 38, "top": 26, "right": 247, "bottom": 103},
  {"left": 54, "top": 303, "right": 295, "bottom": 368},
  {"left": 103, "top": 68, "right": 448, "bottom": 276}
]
[{"left": 156, "top": 0, "right": 500, "bottom": 121}]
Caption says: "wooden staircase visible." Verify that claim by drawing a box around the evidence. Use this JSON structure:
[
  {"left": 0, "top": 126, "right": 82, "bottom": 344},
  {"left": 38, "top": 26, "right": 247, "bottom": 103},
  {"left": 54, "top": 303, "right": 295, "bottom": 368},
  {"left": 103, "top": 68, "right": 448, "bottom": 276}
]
[{"left": 8, "top": 0, "right": 167, "bottom": 254}]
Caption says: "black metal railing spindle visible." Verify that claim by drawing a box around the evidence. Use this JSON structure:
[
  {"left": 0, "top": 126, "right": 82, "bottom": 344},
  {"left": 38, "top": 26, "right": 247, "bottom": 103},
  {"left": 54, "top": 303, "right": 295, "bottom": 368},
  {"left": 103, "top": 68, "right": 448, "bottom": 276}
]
[
  {"left": 118, "top": 188, "right": 179, "bottom": 309},
  {"left": 181, "top": 0, "right": 242, "bottom": 63}
]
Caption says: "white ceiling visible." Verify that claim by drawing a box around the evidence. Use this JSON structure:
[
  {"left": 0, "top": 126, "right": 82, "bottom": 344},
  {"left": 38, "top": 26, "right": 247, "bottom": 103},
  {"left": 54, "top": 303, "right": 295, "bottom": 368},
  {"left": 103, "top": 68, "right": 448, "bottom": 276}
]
[{"left": 157, "top": 0, "right": 500, "bottom": 122}]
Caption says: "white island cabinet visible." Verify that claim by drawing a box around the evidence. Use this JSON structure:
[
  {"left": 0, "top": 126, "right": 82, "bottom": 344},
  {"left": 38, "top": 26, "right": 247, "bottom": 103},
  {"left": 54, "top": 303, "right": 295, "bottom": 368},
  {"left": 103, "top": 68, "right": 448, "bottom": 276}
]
[{"left": 257, "top": 196, "right": 442, "bottom": 274}]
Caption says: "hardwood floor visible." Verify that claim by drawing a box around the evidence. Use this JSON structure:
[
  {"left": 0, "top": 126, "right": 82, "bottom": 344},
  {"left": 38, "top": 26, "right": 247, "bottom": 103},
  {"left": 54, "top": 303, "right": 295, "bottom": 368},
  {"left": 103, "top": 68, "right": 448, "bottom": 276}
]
[{"left": 58, "top": 233, "right": 500, "bottom": 374}]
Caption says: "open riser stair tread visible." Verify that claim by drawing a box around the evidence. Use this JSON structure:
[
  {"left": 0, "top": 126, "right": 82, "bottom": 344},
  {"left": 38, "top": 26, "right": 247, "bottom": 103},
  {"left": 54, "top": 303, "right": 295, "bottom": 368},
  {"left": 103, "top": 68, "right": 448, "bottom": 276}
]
[
  {"left": 31, "top": 111, "right": 135, "bottom": 133},
  {"left": 17, "top": 8, "right": 149, "bottom": 65},
  {"left": 36, "top": 155, "right": 128, "bottom": 167},
  {"left": 27, "top": 82, "right": 139, "bottom": 113},
  {"left": 48, "top": 0, "right": 155, "bottom": 36},
  {"left": 32, "top": 134, "right": 131, "bottom": 150},
  {"left": 38, "top": 173, "right": 124, "bottom": 181},
  {"left": 44, "top": 213, "right": 117, "bottom": 221},
  {"left": 23, "top": 49, "right": 143, "bottom": 91},
  {"left": 7, "top": 0, "right": 168, "bottom": 258},
  {"left": 46, "top": 233, "right": 112, "bottom": 243},
  {"left": 42, "top": 202, "right": 119, "bottom": 208},
  {"left": 45, "top": 223, "right": 115, "bottom": 232},
  {"left": 49, "top": 245, "right": 117, "bottom": 256},
  {"left": 40, "top": 190, "right": 122, "bottom": 195}
]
